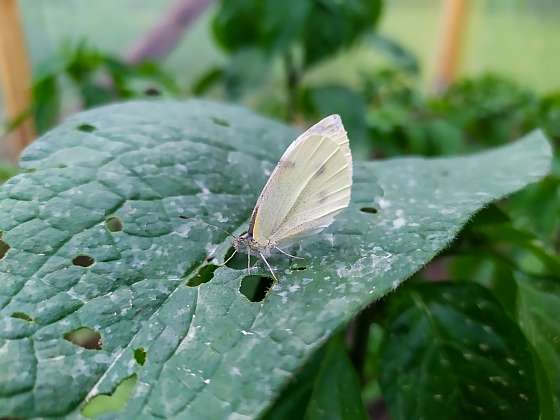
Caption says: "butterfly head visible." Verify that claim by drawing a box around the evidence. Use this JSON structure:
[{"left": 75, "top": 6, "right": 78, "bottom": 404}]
[{"left": 233, "top": 232, "right": 270, "bottom": 255}]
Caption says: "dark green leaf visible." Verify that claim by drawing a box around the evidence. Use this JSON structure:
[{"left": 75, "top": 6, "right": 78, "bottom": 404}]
[
  {"left": 0, "top": 101, "right": 551, "bottom": 417},
  {"left": 191, "top": 67, "right": 226, "bottom": 96},
  {"left": 32, "top": 75, "right": 61, "bottom": 134},
  {"left": 303, "top": 0, "right": 383, "bottom": 67},
  {"left": 305, "top": 337, "right": 367, "bottom": 420},
  {"left": 380, "top": 282, "right": 540, "bottom": 420},
  {"left": 212, "top": 0, "right": 262, "bottom": 52},
  {"left": 263, "top": 336, "right": 366, "bottom": 420},
  {"left": 516, "top": 274, "right": 560, "bottom": 418}
]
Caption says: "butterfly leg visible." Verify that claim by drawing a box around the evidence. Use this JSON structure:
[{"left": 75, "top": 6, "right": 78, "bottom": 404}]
[
  {"left": 259, "top": 252, "right": 279, "bottom": 284},
  {"left": 274, "top": 246, "right": 304, "bottom": 259},
  {"left": 247, "top": 249, "right": 251, "bottom": 275}
]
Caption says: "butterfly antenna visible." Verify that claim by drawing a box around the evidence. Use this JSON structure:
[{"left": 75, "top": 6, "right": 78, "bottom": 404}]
[
  {"left": 179, "top": 215, "right": 236, "bottom": 238},
  {"left": 259, "top": 252, "right": 278, "bottom": 284},
  {"left": 216, "top": 249, "right": 238, "bottom": 267}
]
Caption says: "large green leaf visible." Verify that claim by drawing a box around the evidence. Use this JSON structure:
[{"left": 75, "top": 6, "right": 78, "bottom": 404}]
[
  {"left": 0, "top": 100, "right": 551, "bottom": 418},
  {"left": 379, "top": 282, "right": 541, "bottom": 420}
]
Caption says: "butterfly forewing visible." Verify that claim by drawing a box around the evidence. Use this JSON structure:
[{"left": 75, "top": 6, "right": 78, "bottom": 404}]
[{"left": 251, "top": 115, "right": 352, "bottom": 248}]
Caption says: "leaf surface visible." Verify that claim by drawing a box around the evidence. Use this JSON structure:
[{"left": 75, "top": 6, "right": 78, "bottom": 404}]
[{"left": 0, "top": 100, "right": 551, "bottom": 418}]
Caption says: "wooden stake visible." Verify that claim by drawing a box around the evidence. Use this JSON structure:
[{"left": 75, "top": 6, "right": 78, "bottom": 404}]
[
  {"left": 432, "top": 0, "right": 470, "bottom": 94},
  {"left": 0, "top": 0, "right": 36, "bottom": 161}
]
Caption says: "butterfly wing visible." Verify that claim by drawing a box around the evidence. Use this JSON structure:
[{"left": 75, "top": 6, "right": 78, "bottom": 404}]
[{"left": 249, "top": 114, "right": 352, "bottom": 247}]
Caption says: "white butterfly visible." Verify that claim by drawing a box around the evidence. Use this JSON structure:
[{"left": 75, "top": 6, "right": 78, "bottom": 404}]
[{"left": 229, "top": 114, "right": 353, "bottom": 281}]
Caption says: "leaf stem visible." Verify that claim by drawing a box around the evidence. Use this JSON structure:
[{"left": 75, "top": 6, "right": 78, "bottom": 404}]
[{"left": 283, "top": 50, "right": 301, "bottom": 121}]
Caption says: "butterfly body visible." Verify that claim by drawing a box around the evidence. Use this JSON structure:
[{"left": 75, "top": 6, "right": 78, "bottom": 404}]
[
  {"left": 232, "top": 114, "right": 353, "bottom": 280},
  {"left": 233, "top": 233, "right": 274, "bottom": 257}
]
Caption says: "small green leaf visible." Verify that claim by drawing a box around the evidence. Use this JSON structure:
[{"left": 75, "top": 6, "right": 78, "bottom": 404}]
[
  {"left": 263, "top": 337, "right": 366, "bottom": 420},
  {"left": 0, "top": 101, "right": 551, "bottom": 417},
  {"left": 305, "top": 337, "right": 367, "bottom": 420},
  {"left": 379, "top": 282, "right": 540, "bottom": 420},
  {"left": 302, "top": 0, "right": 383, "bottom": 67}
]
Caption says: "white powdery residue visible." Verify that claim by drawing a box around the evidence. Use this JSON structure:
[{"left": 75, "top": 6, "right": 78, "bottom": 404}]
[
  {"left": 203, "top": 379, "right": 211, "bottom": 384},
  {"left": 240, "top": 330, "right": 253, "bottom": 336},
  {"left": 377, "top": 198, "right": 391, "bottom": 209},
  {"left": 278, "top": 291, "right": 289, "bottom": 304},
  {"left": 206, "top": 243, "right": 218, "bottom": 256},
  {"left": 173, "top": 224, "right": 192, "bottom": 238},
  {"left": 288, "top": 284, "right": 300, "bottom": 293},
  {"left": 174, "top": 163, "right": 188, "bottom": 173},
  {"left": 230, "top": 367, "right": 241, "bottom": 376},
  {"left": 214, "top": 212, "right": 228, "bottom": 223},
  {"left": 195, "top": 180, "right": 210, "bottom": 194},
  {"left": 322, "top": 233, "right": 335, "bottom": 247},
  {"left": 393, "top": 217, "right": 406, "bottom": 229},
  {"left": 396, "top": 209, "right": 404, "bottom": 217},
  {"left": 440, "top": 208, "right": 455, "bottom": 215},
  {"left": 302, "top": 277, "right": 313, "bottom": 285}
]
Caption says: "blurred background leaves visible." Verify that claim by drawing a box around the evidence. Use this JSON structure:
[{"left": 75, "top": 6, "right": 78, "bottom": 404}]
[{"left": 1, "top": 0, "right": 559, "bottom": 418}]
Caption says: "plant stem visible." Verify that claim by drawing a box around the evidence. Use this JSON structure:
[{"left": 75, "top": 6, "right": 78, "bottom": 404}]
[{"left": 283, "top": 50, "right": 300, "bottom": 121}]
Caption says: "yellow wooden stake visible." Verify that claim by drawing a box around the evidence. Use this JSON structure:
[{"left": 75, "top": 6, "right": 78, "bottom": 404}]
[
  {"left": 432, "top": 0, "right": 470, "bottom": 94},
  {"left": 0, "top": 0, "right": 36, "bottom": 161}
]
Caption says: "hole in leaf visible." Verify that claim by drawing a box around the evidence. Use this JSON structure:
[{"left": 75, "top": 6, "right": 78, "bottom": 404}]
[
  {"left": 186, "top": 263, "right": 218, "bottom": 287},
  {"left": 360, "top": 207, "right": 378, "bottom": 214},
  {"left": 291, "top": 265, "right": 307, "bottom": 271},
  {"left": 240, "top": 275, "right": 274, "bottom": 302},
  {"left": 211, "top": 116, "right": 230, "bottom": 127},
  {"left": 144, "top": 87, "right": 161, "bottom": 96},
  {"left": 77, "top": 123, "right": 97, "bottom": 133},
  {"left": 224, "top": 246, "right": 258, "bottom": 270},
  {"left": 0, "top": 237, "right": 10, "bottom": 260},
  {"left": 73, "top": 255, "right": 95, "bottom": 267},
  {"left": 64, "top": 327, "right": 102, "bottom": 350},
  {"left": 11, "top": 311, "right": 33, "bottom": 322},
  {"left": 105, "top": 216, "right": 123, "bottom": 232},
  {"left": 134, "top": 347, "right": 147, "bottom": 366},
  {"left": 81, "top": 374, "right": 137, "bottom": 418}
]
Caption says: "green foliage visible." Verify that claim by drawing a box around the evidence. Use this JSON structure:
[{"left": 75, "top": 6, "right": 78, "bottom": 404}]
[
  {"left": 516, "top": 275, "right": 560, "bottom": 417},
  {"left": 30, "top": 40, "right": 179, "bottom": 134},
  {"left": 0, "top": 100, "right": 549, "bottom": 418},
  {"left": 263, "top": 336, "right": 367, "bottom": 420},
  {"left": 213, "top": 0, "right": 382, "bottom": 67},
  {"left": 0, "top": 164, "right": 18, "bottom": 184},
  {"left": 379, "top": 282, "right": 540, "bottom": 420}
]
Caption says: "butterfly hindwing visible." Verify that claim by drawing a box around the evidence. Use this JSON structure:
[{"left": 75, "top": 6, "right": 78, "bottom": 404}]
[{"left": 250, "top": 115, "right": 352, "bottom": 247}]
